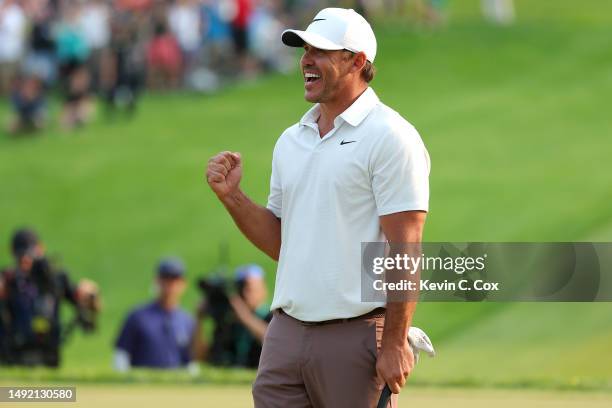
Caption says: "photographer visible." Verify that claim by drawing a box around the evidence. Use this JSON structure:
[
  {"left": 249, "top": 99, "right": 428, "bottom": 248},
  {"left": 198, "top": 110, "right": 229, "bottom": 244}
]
[
  {"left": 0, "top": 228, "right": 100, "bottom": 367},
  {"left": 194, "top": 264, "right": 271, "bottom": 368}
]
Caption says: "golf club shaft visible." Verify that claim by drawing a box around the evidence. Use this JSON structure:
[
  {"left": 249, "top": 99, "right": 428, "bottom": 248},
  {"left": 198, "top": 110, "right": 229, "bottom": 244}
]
[{"left": 377, "top": 385, "right": 392, "bottom": 408}]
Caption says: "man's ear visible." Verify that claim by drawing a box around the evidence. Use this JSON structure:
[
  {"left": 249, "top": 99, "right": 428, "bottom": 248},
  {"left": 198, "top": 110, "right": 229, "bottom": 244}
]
[{"left": 352, "top": 52, "right": 367, "bottom": 74}]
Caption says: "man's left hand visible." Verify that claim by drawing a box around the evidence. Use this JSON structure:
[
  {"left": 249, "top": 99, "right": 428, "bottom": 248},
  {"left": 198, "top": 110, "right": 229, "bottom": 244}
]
[{"left": 376, "top": 341, "right": 415, "bottom": 394}]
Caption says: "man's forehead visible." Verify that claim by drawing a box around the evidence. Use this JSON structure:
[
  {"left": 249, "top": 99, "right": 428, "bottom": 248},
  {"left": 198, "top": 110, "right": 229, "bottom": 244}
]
[
  {"left": 303, "top": 44, "right": 349, "bottom": 56},
  {"left": 303, "top": 44, "right": 357, "bottom": 55},
  {"left": 303, "top": 44, "right": 327, "bottom": 51}
]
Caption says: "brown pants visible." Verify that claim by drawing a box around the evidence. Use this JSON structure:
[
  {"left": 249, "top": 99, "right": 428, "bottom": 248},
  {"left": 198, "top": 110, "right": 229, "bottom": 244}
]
[{"left": 253, "top": 310, "right": 397, "bottom": 408}]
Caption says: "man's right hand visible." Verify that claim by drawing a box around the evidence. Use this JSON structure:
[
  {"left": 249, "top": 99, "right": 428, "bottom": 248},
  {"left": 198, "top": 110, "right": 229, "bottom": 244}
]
[
  {"left": 206, "top": 151, "right": 242, "bottom": 199},
  {"left": 204, "top": 150, "right": 281, "bottom": 261}
]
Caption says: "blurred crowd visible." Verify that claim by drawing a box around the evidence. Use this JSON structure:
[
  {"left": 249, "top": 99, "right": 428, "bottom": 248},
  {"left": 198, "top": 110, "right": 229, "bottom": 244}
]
[
  {"left": 0, "top": 0, "right": 515, "bottom": 135},
  {"left": 0, "top": 0, "right": 305, "bottom": 133}
]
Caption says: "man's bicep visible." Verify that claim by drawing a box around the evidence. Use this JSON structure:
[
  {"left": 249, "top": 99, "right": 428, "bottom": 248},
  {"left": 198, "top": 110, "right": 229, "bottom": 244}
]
[{"left": 380, "top": 211, "right": 427, "bottom": 243}]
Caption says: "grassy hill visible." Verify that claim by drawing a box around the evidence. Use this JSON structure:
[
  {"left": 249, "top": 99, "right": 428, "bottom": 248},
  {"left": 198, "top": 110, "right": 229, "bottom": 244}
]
[{"left": 1, "top": 0, "right": 611, "bottom": 390}]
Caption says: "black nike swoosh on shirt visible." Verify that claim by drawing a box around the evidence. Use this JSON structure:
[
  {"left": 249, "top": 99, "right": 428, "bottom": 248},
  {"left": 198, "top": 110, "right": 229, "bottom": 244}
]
[{"left": 340, "top": 140, "right": 357, "bottom": 145}]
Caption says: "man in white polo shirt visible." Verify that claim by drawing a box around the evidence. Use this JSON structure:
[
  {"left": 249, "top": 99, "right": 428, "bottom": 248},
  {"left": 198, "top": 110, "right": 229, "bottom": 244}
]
[{"left": 206, "top": 7, "right": 430, "bottom": 407}]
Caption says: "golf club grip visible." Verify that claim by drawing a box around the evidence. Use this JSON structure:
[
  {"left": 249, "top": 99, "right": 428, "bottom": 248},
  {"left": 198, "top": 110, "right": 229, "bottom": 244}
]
[{"left": 377, "top": 385, "right": 392, "bottom": 408}]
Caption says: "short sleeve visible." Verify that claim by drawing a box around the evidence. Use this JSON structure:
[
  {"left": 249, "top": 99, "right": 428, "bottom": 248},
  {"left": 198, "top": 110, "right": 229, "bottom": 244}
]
[
  {"left": 371, "top": 125, "right": 430, "bottom": 215},
  {"left": 115, "top": 312, "right": 139, "bottom": 356},
  {"left": 266, "top": 140, "right": 282, "bottom": 218}
]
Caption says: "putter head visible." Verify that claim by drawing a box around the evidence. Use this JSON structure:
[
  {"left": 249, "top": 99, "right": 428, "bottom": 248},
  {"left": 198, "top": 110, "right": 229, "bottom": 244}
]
[{"left": 408, "top": 326, "right": 436, "bottom": 364}]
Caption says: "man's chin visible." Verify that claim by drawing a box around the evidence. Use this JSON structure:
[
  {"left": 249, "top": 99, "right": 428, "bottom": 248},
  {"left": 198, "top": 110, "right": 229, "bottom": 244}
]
[{"left": 304, "top": 92, "right": 321, "bottom": 103}]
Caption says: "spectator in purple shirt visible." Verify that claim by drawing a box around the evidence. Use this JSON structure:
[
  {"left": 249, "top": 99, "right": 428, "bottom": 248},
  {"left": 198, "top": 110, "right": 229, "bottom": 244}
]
[{"left": 113, "top": 257, "right": 195, "bottom": 371}]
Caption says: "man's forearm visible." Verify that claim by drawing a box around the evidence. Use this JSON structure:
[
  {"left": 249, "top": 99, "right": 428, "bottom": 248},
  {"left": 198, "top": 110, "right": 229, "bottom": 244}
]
[
  {"left": 219, "top": 189, "right": 281, "bottom": 260},
  {"left": 382, "top": 301, "right": 416, "bottom": 349},
  {"left": 379, "top": 211, "right": 426, "bottom": 349},
  {"left": 381, "top": 245, "right": 419, "bottom": 348},
  {"left": 192, "top": 319, "right": 209, "bottom": 362}
]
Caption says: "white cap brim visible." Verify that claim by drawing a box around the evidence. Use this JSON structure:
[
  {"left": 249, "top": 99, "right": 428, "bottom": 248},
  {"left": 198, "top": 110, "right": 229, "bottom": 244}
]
[{"left": 281, "top": 29, "right": 344, "bottom": 51}]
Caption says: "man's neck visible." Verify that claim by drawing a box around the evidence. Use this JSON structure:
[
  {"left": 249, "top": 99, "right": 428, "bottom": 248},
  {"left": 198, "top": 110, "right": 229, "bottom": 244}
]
[
  {"left": 317, "top": 85, "right": 368, "bottom": 138},
  {"left": 158, "top": 299, "right": 177, "bottom": 312}
]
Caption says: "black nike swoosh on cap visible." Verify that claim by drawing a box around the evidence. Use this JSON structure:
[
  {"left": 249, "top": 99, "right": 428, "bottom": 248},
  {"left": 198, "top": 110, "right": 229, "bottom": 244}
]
[
  {"left": 312, "top": 18, "right": 326, "bottom": 22},
  {"left": 340, "top": 140, "right": 357, "bottom": 145}
]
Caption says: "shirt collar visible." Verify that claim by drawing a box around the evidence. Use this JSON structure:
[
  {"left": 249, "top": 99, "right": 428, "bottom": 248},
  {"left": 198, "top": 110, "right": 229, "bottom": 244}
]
[
  {"left": 339, "top": 87, "right": 380, "bottom": 126},
  {"left": 299, "top": 103, "right": 320, "bottom": 128},
  {"left": 152, "top": 301, "right": 176, "bottom": 315},
  {"left": 299, "top": 87, "right": 380, "bottom": 128}
]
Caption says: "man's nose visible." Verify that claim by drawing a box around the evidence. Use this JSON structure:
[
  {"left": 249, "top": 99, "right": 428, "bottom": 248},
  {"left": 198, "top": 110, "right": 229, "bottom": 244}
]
[{"left": 301, "top": 50, "right": 314, "bottom": 67}]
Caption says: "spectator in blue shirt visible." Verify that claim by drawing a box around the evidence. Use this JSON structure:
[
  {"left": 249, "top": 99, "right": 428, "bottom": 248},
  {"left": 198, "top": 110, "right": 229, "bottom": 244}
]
[{"left": 113, "top": 258, "right": 195, "bottom": 371}]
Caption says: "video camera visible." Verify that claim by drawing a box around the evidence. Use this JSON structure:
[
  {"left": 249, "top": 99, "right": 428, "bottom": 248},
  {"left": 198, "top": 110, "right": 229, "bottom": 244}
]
[
  {"left": 197, "top": 242, "right": 233, "bottom": 319},
  {"left": 30, "top": 256, "right": 100, "bottom": 336},
  {"left": 197, "top": 275, "right": 231, "bottom": 322}
]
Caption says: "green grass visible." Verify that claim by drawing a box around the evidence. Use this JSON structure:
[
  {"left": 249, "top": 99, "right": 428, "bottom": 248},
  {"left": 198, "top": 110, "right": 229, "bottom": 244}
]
[
  {"left": 1, "top": 0, "right": 611, "bottom": 390},
  {"left": 3, "top": 384, "right": 611, "bottom": 408}
]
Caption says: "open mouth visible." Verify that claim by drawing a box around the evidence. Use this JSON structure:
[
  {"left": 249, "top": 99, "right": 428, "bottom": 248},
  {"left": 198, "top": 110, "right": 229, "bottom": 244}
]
[{"left": 304, "top": 72, "right": 321, "bottom": 84}]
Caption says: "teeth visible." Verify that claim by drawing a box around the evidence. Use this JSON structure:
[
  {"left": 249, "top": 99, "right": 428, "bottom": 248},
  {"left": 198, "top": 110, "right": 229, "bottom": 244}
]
[{"left": 305, "top": 73, "right": 321, "bottom": 79}]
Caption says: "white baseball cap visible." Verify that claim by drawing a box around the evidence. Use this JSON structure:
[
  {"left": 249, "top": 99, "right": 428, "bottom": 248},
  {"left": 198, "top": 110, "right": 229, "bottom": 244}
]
[{"left": 281, "top": 8, "right": 377, "bottom": 63}]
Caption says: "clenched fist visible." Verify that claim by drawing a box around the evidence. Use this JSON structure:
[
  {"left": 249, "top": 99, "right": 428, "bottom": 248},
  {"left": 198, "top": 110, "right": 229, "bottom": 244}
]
[{"left": 206, "top": 151, "right": 242, "bottom": 199}]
